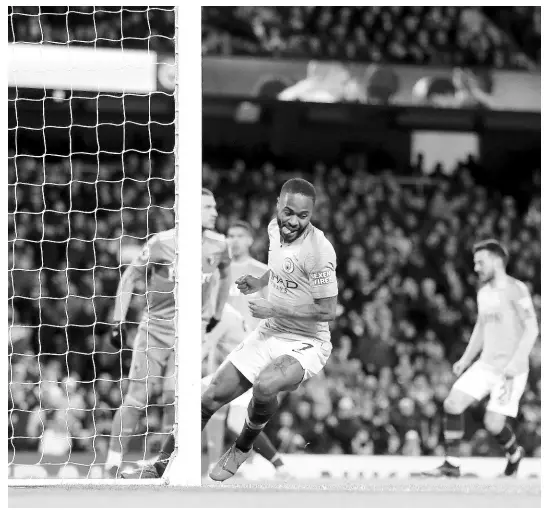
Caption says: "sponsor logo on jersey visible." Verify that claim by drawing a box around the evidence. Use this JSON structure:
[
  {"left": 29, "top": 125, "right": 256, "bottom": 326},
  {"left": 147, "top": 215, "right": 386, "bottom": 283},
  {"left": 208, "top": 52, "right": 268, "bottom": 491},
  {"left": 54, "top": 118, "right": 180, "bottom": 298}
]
[
  {"left": 283, "top": 257, "right": 295, "bottom": 273},
  {"left": 270, "top": 271, "right": 298, "bottom": 293},
  {"left": 311, "top": 269, "right": 334, "bottom": 286},
  {"left": 482, "top": 311, "right": 502, "bottom": 324}
]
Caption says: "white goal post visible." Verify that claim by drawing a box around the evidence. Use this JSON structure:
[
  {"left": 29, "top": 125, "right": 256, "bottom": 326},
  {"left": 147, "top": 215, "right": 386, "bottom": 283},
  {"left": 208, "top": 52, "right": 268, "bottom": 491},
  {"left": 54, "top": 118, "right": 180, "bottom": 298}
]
[{"left": 8, "top": 6, "right": 202, "bottom": 487}]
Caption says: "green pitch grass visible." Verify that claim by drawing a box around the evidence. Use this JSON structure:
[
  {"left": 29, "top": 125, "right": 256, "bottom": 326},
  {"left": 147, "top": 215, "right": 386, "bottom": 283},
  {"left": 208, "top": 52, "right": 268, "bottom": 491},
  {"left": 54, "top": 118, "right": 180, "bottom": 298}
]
[{"left": 9, "top": 477, "right": 540, "bottom": 508}]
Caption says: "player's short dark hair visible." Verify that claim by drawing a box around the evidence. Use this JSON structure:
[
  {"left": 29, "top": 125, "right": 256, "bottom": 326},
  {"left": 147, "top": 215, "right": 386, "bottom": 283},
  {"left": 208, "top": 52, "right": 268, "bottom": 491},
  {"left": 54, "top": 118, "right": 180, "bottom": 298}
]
[
  {"left": 473, "top": 238, "right": 509, "bottom": 264},
  {"left": 202, "top": 188, "right": 213, "bottom": 196},
  {"left": 228, "top": 220, "right": 254, "bottom": 237},
  {"left": 280, "top": 178, "right": 316, "bottom": 203}
]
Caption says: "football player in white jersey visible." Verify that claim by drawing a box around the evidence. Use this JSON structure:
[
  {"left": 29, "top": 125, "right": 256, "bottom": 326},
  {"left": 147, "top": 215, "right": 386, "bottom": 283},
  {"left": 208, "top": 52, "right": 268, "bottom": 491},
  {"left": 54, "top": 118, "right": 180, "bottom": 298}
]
[
  {"left": 423, "top": 239, "right": 538, "bottom": 478},
  {"left": 202, "top": 178, "right": 338, "bottom": 481},
  {"left": 202, "top": 222, "right": 289, "bottom": 478}
]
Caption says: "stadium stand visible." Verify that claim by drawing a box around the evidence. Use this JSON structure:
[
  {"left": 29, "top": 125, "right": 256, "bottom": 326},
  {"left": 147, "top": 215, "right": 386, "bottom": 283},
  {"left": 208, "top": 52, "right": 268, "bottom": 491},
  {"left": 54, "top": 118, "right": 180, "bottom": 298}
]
[
  {"left": 8, "top": 7, "right": 540, "bottom": 466},
  {"left": 203, "top": 155, "right": 541, "bottom": 458},
  {"left": 10, "top": 151, "right": 540, "bottom": 459},
  {"left": 202, "top": 7, "right": 539, "bottom": 69},
  {"left": 8, "top": 6, "right": 175, "bottom": 53},
  {"left": 8, "top": 152, "right": 175, "bottom": 457}
]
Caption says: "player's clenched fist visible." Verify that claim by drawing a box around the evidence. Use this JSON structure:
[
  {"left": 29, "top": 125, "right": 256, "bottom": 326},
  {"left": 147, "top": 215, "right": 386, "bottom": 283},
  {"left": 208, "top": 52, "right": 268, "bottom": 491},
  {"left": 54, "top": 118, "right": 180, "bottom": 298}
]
[
  {"left": 248, "top": 298, "right": 275, "bottom": 319},
  {"left": 452, "top": 359, "right": 469, "bottom": 377},
  {"left": 235, "top": 275, "right": 262, "bottom": 295},
  {"left": 110, "top": 322, "right": 127, "bottom": 350}
]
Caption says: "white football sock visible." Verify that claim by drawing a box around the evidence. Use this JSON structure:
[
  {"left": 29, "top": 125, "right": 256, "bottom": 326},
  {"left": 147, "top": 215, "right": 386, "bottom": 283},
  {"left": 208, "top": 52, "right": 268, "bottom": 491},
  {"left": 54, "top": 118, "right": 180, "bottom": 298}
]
[
  {"left": 105, "top": 450, "right": 123, "bottom": 470},
  {"left": 446, "top": 456, "right": 461, "bottom": 467},
  {"left": 508, "top": 448, "right": 521, "bottom": 462}
]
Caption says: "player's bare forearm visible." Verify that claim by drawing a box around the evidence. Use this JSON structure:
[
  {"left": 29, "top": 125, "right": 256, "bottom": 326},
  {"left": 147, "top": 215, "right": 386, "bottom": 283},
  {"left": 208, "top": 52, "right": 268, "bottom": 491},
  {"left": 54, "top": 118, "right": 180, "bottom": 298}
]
[
  {"left": 506, "top": 320, "right": 539, "bottom": 374},
  {"left": 460, "top": 320, "right": 484, "bottom": 364},
  {"left": 112, "top": 265, "right": 141, "bottom": 322},
  {"left": 214, "top": 264, "right": 231, "bottom": 318},
  {"left": 272, "top": 295, "right": 337, "bottom": 322},
  {"left": 258, "top": 270, "right": 271, "bottom": 290}
]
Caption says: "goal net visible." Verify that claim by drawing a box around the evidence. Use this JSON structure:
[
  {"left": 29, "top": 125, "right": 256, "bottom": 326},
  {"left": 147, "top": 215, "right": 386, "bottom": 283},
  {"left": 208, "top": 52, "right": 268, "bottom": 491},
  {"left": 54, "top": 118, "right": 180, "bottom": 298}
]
[{"left": 8, "top": 6, "right": 199, "bottom": 485}]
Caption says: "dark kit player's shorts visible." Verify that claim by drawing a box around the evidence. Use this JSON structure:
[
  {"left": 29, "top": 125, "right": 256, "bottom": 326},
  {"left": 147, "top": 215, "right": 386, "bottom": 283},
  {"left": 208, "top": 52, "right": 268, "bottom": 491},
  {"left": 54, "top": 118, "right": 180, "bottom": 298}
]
[{"left": 128, "top": 323, "right": 175, "bottom": 393}]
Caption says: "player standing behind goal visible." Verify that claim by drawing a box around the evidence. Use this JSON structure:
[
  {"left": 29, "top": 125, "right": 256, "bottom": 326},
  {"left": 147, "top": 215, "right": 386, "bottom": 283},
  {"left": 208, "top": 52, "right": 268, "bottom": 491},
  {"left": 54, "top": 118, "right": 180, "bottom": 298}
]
[
  {"left": 120, "top": 188, "right": 232, "bottom": 479},
  {"left": 423, "top": 239, "right": 539, "bottom": 478},
  {"left": 105, "top": 228, "right": 176, "bottom": 478},
  {"left": 203, "top": 178, "right": 338, "bottom": 481}
]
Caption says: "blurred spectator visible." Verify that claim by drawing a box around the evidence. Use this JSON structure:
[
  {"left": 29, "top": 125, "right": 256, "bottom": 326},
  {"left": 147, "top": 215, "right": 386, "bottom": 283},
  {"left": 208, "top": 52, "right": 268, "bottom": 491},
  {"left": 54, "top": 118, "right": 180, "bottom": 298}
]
[
  {"left": 203, "top": 154, "right": 540, "bottom": 458},
  {"left": 8, "top": 143, "right": 540, "bottom": 461},
  {"left": 202, "top": 7, "right": 539, "bottom": 70},
  {"left": 8, "top": 151, "right": 175, "bottom": 457},
  {"left": 8, "top": 7, "right": 175, "bottom": 53}
]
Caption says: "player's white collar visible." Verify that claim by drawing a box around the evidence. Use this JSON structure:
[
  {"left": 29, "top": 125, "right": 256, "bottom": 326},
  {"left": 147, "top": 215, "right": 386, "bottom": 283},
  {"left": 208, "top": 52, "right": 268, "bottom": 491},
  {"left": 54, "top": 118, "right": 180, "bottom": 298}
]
[{"left": 489, "top": 275, "right": 508, "bottom": 290}]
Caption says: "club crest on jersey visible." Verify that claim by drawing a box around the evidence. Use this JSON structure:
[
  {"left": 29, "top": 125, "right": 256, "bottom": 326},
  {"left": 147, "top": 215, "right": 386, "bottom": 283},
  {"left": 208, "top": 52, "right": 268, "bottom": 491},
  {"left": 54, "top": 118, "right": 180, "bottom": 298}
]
[
  {"left": 283, "top": 257, "right": 295, "bottom": 273},
  {"left": 206, "top": 255, "right": 218, "bottom": 266}
]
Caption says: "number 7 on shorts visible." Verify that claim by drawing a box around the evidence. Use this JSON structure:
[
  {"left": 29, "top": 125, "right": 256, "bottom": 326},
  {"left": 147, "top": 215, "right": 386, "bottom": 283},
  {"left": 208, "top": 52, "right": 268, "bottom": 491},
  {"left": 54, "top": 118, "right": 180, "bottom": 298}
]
[{"left": 293, "top": 342, "right": 313, "bottom": 354}]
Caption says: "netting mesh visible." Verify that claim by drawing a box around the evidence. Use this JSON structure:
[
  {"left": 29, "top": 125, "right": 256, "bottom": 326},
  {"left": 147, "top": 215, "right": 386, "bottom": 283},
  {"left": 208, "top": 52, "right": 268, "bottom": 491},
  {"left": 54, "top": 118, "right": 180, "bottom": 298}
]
[{"left": 8, "top": 6, "right": 177, "bottom": 479}]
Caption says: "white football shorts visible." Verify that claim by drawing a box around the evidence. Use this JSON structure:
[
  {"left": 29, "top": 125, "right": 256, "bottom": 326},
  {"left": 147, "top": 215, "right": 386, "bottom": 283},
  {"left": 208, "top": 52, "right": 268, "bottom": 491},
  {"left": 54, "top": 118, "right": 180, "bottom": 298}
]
[
  {"left": 226, "top": 328, "right": 332, "bottom": 385},
  {"left": 452, "top": 361, "right": 528, "bottom": 418}
]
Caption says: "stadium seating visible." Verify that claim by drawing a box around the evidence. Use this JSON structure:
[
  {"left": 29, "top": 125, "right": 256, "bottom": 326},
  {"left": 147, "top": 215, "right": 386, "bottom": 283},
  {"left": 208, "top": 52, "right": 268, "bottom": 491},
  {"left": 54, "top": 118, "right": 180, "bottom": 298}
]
[
  {"left": 9, "top": 7, "right": 539, "bottom": 69},
  {"left": 204, "top": 155, "right": 541, "bottom": 458},
  {"left": 202, "top": 6, "right": 539, "bottom": 69},
  {"left": 8, "top": 152, "right": 174, "bottom": 455},
  {"left": 8, "top": 6, "right": 541, "bottom": 461},
  {"left": 8, "top": 6, "right": 175, "bottom": 53},
  {"left": 9, "top": 150, "right": 540, "bottom": 458}
]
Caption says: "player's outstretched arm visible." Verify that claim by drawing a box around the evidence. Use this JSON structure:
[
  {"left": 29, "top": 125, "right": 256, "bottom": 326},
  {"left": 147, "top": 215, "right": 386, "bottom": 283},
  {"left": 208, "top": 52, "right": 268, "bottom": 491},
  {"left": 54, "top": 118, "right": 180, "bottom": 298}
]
[
  {"left": 111, "top": 241, "right": 151, "bottom": 345},
  {"left": 250, "top": 295, "right": 337, "bottom": 322},
  {"left": 112, "top": 263, "right": 144, "bottom": 325},
  {"left": 213, "top": 260, "right": 231, "bottom": 322}
]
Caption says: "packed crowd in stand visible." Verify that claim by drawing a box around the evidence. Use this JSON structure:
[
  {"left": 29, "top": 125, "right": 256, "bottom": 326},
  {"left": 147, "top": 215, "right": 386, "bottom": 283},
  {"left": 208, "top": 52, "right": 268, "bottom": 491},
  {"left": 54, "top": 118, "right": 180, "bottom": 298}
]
[
  {"left": 202, "top": 6, "right": 539, "bottom": 69},
  {"left": 9, "top": 6, "right": 539, "bottom": 69},
  {"left": 483, "top": 7, "right": 541, "bottom": 63},
  {"left": 203, "top": 155, "right": 541, "bottom": 458},
  {"left": 8, "top": 6, "right": 175, "bottom": 53},
  {"left": 8, "top": 150, "right": 541, "bottom": 459},
  {"left": 8, "top": 140, "right": 541, "bottom": 463},
  {"left": 9, "top": 152, "right": 175, "bottom": 457}
]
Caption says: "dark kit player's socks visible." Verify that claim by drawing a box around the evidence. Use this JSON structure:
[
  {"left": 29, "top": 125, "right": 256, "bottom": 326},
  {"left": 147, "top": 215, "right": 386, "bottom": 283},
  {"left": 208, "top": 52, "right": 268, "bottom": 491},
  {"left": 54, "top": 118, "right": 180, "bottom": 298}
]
[
  {"left": 443, "top": 412, "right": 464, "bottom": 467},
  {"left": 495, "top": 424, "right": 519, "bottom": 457},
  {"left": 154, "top": 433, "right": 175, "bottom": 476},
  {"left": 236, "top": 397, "right": 279, "bottom": 452},
  {"left": 253, "top": 432, "right": 284, "bottom": 467},
  {"left": 270, "top": 453, "right": 284, "bottom": 469}
]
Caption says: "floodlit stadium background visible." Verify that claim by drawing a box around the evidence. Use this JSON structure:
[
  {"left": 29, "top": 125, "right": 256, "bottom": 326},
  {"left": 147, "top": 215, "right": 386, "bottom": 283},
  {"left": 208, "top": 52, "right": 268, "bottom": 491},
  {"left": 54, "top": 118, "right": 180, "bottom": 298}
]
[{"left": 8, "top": 6, "right": 541, "bottom": 486}]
